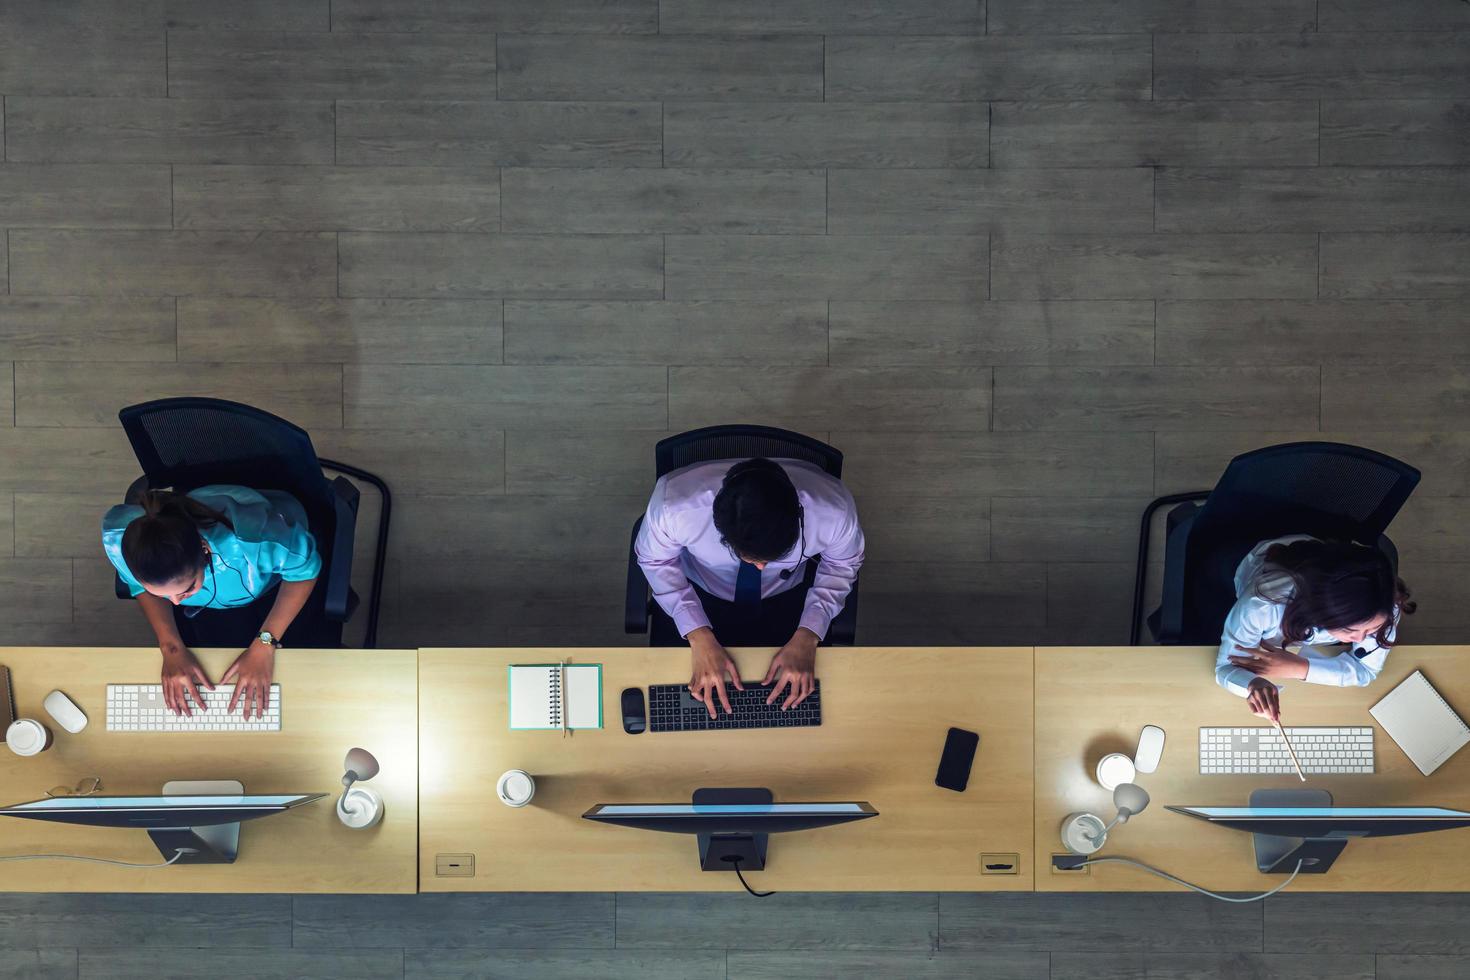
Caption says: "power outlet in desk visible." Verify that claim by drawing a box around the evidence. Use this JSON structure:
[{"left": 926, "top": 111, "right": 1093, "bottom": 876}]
[
  {"left": 1050, "top": 853, "right": 1090, "bottom": 875},
  {"left": 435, "top": 853, "right": 475, "bottom": 877}
]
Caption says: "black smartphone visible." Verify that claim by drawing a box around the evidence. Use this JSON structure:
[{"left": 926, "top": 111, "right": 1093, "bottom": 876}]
[
  {"left": 935, "top": 727, "right": 980, "bottom": 792},
  {"left": 620, "top": 687, "right": 647, "bottom": 735}
]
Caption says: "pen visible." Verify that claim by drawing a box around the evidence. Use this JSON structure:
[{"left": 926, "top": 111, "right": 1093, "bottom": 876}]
[
  {"left": 561, "top": 658, "right": 572, "bottom": 739},
  {"left": 1273, "top": 718, "right": 1306, "bottom": 782}
]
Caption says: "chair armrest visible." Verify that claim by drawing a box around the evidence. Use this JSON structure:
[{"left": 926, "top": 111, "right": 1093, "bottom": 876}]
[
  {"left": 1154, "top": 502, "right": 1202, "bottom": 644},
  {"left": 826, "top": 576, "right": 859, "bottom": 646},
  {"left": 324, "top": 475, "right": 360, "bottom": 622},
  {"left": 625, "top": 516, "right": 650, "bottom": 635},
  {"left": 1131, "top": 491, "right": 1209, "bottom": 644},
  {"left": 318, "top": 458, "right": 390, "bottom": 649}
]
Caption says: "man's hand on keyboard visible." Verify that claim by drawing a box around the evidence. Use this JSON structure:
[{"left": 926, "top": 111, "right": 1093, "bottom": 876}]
[
  {"left": 764, "top": 628, "right": 818, "bottom": 710},
  {"left": 1230, "top": 639, "right": 1309, "bottom": 681},
  {"left": 1245, "top": 677, "right": 1282, "bottom": 722},
  {"left": 160, "top": 644, "right": 214, "bottom": 716},
  {"left": 688, "top": 627, "right": 743, "bottom": 719},
  {"left": 222, "top": 639, "right": 277, "bottom": 721}
]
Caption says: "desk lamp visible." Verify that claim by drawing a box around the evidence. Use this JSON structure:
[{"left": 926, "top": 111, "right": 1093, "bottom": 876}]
[
  {"left": 1061, "top": 783, "right": 1151, "bottom": 855},
  {"left": 337, "top": 747, "right": 384, "bottom": 829}
]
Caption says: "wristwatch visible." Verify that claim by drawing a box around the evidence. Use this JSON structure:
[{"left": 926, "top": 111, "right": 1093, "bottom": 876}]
[{"left": 256, "top": 630, "right": 282, "bottom": 649}]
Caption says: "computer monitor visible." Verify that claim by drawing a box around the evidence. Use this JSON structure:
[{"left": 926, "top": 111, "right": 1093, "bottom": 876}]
[
  {"left": 1168, "top": 790, "right": 1470, "bottom": 875},
  {"left": 0, "top": 792, "right": 325, "bottom": 865},
  {"left": 584, "top": 788, "right": 877, "bottom": 873}
]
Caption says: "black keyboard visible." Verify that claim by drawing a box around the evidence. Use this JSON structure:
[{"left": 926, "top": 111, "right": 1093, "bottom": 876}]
[{"left": 647, "top": 682, "right": 822, "bottom": 732}]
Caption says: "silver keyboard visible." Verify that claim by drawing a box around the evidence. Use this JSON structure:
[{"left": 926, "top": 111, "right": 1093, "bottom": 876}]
[
  {"left": 106, "top": 684, "right": 281, "bottom": 732},
  {"left": 1200, "top": 726, "right": 1374, "bottom": 775}
]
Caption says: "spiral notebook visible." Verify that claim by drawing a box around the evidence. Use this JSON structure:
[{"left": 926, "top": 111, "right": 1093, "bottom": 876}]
[
  {"left": 1370, "top": 670, "right": 1470, "bottom": 776},
  {"left": 508, "top": 663, "right": 603, "bottom": 730}
]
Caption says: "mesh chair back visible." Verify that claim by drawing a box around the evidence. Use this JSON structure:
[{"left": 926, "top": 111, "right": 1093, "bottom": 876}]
[
  {"left": 120, "top": 398, "right": 332, "bottom": 510},
  {"left": 1180, "top": 442, "right": 1420, "bottom": 642},
  {"left": 655, "top": 425, "right": 842, "bottom": 478}
]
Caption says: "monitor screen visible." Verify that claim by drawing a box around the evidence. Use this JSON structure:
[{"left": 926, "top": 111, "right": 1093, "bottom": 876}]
[
  {"left": 1182, "top": 806, "right": 1470, "bottom": 820},
  {"left": 0, "top": 793, "right": 326, "bottom": 829},
  {"left": 6, "top": 795, "right": 311, "bottom": 811},
  {"left": 590, "top": 803, "right": 868, "bottom": 817},
  {"left": 583, "top": 800, "right": 877, "bottom": 837}
]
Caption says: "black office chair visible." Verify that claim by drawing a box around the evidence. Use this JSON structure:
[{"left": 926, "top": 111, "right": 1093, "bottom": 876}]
[
  {"left": 624, "top": 424, "right": 859, "bottom": 646},
  {"left": 112, "top": 398, "right": 392, "bottom": 648},
  {"left": 1131, "top": 442, "right": 1420, "bottom": 646}
]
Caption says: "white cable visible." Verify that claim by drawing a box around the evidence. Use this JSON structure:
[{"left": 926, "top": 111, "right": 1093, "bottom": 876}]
[
  {"left": 1073, "top": 856, "right": 1304, "bottom": 903},
  {"left": 0, "top": 848, "right": 192, "bottom": 869}
]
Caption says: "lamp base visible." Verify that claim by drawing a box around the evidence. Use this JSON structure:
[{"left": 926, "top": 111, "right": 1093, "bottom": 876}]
[
  {"left": 1061, "top": 812, "right": 1108, "bottom": 854},
  {"left": 337, "top": 786, "right": 384, "bottom": 829}
]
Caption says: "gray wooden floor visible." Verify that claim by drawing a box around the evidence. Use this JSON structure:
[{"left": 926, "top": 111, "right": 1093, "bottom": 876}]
[
  {"left": 3, "top": 890, "right": 1470, "bottom": 978},
  {"left": 2, "top": 1, "right": 1469, "bottom": 977},
  {"left": 0, "top": 0, "right": 1468, "bottom": 653}
]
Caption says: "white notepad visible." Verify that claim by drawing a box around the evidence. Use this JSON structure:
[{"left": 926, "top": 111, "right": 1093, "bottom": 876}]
[
  {"left": 1370, "top": 670, "right": 1470, "bottom": 776},
  {"left": 508, "top": 664, "right": 603, "bottom": 730}
]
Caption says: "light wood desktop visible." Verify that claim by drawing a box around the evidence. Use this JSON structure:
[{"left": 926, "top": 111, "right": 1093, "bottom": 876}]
[
  {"left": 419, "top": 647, "right": 1033, "bottom": 892},
  {"left": 1035, "top": 646, "right": 1470, "bottom": 892},
  {"left": 0, "top": 647, "right": 418, "bottom": 893}
]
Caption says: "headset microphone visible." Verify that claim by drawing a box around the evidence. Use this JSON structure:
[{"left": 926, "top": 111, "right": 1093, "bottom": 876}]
[{"left": 778, "top": 507, "right": 807, "bottom": 580}]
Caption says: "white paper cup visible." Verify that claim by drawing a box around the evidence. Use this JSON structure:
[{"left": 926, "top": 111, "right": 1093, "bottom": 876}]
[
  {"left": 1096, "top": 752, "right": 1136, "bottom": 791},
  {"left": 497, "top": 769, "right": 535, "bottom": 807},
  {"left": 6, "top": 718, "right": 53, "bottom": 757}
]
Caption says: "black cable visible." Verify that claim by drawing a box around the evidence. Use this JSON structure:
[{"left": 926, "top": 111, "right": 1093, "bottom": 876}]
[{"left": 729, "top": 859, "right": 774, "bottom": 898}]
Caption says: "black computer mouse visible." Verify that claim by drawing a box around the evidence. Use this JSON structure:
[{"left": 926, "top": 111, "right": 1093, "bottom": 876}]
[{"left": 621, "top": 687, "right": 646, "bottom": 735}]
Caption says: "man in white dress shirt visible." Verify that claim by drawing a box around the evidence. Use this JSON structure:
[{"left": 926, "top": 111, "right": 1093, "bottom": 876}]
[{"left": 635, "top": 457, "right": 865, "bottom": 719}]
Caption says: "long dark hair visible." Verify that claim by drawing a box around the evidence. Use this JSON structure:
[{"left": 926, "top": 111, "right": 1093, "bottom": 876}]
[
  {"left": 120, "top": 490, "right": 233, "bottom": 587},
  {"left": 1253, "top": 539, "right": 1416, "bottom": 647}
]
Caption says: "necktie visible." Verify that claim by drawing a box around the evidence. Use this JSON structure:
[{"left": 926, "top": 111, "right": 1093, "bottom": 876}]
[{"left": 735, "top": 561, "right": 762, "bottom": 609}]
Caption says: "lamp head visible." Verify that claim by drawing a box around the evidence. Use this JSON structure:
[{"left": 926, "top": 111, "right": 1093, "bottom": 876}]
[
  {"left": 342, "top": 747, "right": 380, "bottom": 789},
  {"left": 1112, "top": 782, "right": 1151, "bottom": 822}
]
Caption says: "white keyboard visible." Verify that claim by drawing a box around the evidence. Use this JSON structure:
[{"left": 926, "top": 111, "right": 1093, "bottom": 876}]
[
  {"left": 106, "top": 684, "right": 281, "bottom": 732},
  {"left": 1200, "top": 727, "right": 1374, "bottom": 775}
]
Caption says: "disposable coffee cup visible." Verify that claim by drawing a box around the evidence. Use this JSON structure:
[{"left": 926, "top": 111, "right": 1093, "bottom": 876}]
[
  {"left": 497, "top": 769, "right": 535, "bottom": 807},
  {"left": 1096, "top": 752, "right": 1136, "bottom": 791},
  {"left": 6, "top": 718, "right": 53, "bottom": 757}
]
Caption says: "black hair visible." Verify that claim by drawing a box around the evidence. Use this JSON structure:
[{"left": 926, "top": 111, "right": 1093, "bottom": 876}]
[
  {"left": 1254, "top": 539, "right": 1415, "bottom": 648},
  {"left": 712, "top": 458, "right": 800, "bottom": 563},
  {"left": 120, "top": 490, "right": 233, "bottom": 588}
]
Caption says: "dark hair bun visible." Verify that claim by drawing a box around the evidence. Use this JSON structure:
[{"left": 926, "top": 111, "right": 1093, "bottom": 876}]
[{"left": 119, "top": 490, "right": 228, "bottom": 588}]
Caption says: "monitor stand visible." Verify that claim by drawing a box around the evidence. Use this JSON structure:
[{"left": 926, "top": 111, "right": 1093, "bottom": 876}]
[
  {"left": 147, "top": 779, "right": 243, "bottom": 865},
  {"left": 694, "top": 787, "right": 771, "bottom": 873},
  {"left": 1250, "top": 788, "right": 1361, "bottom": 875}
]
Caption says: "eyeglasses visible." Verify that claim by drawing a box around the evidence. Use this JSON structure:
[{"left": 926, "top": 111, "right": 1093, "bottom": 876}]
[{"left": 45, "top": 777, "right": 102, "bottom": 798}]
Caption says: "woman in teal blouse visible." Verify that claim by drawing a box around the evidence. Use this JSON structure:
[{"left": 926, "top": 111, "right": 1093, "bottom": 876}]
[{"left": 102, "top": 485, "right": 322, "bottom": 720}]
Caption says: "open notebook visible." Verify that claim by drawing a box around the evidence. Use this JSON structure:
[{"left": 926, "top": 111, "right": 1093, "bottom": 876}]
[
  {"left": 1370, "top": 670, "right": 1470, "bottom": 776},
  {"left": 508, "top": 664, "right": 603, "bottom": 730}
]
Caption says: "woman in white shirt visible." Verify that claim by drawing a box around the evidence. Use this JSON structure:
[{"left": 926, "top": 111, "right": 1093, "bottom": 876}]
[{"left": 1217, "top": 535, "right": 1415, "bottom": 721}]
